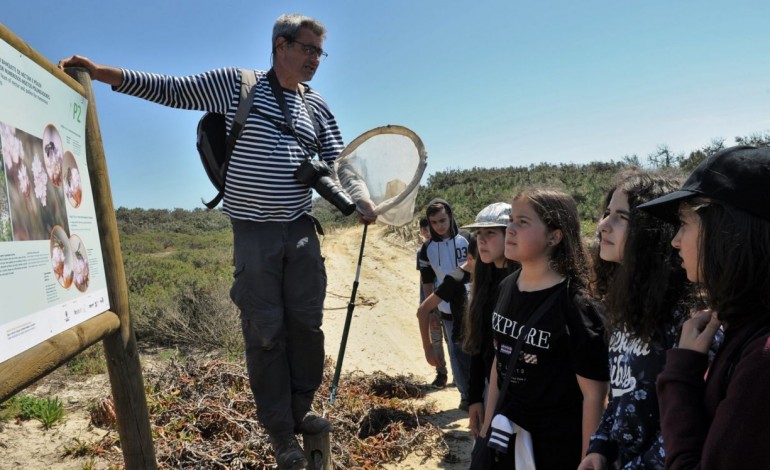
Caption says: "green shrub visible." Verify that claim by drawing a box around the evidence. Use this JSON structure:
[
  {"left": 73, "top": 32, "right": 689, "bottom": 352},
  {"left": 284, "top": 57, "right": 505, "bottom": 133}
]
[
  {"left": 0, "top": 394, "right": 23, "bottom": 422},
  {"left": 1, "top": 394, "right": 65, "bottom": 429},
  {"left": 27, "top": 396, "right": 65, "bottom": 429}
]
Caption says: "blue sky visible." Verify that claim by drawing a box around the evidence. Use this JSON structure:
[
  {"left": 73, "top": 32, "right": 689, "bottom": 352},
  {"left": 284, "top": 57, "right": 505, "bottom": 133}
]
[{"left": 3, "top": 1, "right": 770, "bottom": 209}]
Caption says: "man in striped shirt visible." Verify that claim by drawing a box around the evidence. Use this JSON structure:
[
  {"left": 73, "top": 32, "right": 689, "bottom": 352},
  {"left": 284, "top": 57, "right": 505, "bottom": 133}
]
[{"left": 60, "top": 13, "right": 374, "bottom": 470}]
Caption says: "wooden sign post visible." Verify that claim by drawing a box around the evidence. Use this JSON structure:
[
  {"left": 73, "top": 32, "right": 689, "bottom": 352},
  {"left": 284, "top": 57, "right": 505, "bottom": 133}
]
[{"left": 0, "top": 24, "right": 157, "bottom": 469}]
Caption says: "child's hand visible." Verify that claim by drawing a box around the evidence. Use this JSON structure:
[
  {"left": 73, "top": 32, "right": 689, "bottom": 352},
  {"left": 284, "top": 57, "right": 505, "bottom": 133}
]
[
  {"left": 468, "top": 402, "right": 484, "bottom": 439},
  {"left": 578, "top": 453, "right": 607, "bottom": 470},
  {"left": 423, "top": 346, "right": 439, "bottom": 367},
  {"left": 679, "top": 309, "right": 721, "bottom": 354}
]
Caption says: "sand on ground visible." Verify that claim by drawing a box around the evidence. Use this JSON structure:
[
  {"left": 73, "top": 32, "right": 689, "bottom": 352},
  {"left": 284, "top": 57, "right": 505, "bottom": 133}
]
[{"left": 322, "top": 224, "right": 474, "bottom": 469}]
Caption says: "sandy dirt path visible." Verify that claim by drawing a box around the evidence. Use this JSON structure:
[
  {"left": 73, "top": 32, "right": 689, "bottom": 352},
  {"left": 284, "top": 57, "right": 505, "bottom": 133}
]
[
  {"left": 322, "top": 223, "right": 428, "bottom": 376},
  {"left": 321, "top": 224, "right": 473, "bottom": 468}
]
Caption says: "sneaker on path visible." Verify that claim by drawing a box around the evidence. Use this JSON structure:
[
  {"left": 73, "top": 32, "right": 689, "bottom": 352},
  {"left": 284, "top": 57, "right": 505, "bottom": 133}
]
[{"left": 431, "top": 372, "right": 448, "bottom": 389}]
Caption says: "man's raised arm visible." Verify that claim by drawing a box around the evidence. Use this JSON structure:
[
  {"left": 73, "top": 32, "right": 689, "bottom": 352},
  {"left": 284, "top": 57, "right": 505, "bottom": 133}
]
[{"left": 58, "top": 55, "right": 123, "bottom": 87}]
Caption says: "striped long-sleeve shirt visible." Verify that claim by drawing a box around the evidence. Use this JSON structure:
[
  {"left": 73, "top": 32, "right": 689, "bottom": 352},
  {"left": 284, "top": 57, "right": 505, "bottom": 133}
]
[{"left": 115, "top": 67, "right": 345, "bottom": 222}]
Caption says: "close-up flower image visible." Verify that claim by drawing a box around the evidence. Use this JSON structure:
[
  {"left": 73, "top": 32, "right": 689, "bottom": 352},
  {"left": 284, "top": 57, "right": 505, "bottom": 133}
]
[
  {"left": 49, "top": 225, "right": 73, "bottom": 288},
  {"left": 16, "top": 162, "right": 30, "bottom": 197},
  {"left": 31, "top": 153, "right": 48, "bottom": 207},
  {"left": 42, "top": 124, "right": 63, "bottom": 186},
  {"left": 70, "top": 234, "right": 90, "bottom": 292},
  {"left": 0, "top": 122, "right": 18, "bottom": 242},
  {"left": 63, "top": 151, "right": 82, "bottom": 208},
  {"left": 1, "top": 120, "right": 70, "bottom": 241},
  {"left": 1, "top": 122, "right": 22, "bottom": 173}
]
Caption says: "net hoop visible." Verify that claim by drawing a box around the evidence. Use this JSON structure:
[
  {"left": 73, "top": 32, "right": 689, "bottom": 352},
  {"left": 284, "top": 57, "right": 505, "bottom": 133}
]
[{"left": 335, "top": 124, "right": 427, "bottom": 217}]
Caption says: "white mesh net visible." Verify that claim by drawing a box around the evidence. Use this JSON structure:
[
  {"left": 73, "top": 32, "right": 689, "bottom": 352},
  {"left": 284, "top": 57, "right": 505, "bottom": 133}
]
[{"left": 336, "top": 125, "right": 427, "bottom": 227}]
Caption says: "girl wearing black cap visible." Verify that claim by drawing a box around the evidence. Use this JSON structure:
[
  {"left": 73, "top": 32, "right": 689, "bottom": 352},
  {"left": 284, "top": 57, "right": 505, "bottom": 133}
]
[
  {"left": 639, "top": 146, "right": 770, "bottom": 468},
  {"left": 580, "top": 170, "right": 689, "bottom": 469}
]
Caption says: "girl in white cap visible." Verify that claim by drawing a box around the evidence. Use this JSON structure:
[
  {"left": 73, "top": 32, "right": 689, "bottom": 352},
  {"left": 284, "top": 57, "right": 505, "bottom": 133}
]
[{"left": 461, "top": 202, "right": 518, "bottom": 439}]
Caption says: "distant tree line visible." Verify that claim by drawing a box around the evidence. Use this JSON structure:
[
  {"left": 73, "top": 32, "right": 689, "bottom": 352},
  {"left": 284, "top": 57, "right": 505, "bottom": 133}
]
[
  {"left": 116, "top": 207, "right": 231, "bottom": 235},
  {"left": 415, "top": 131, "right": 770, "bottom": 226}
]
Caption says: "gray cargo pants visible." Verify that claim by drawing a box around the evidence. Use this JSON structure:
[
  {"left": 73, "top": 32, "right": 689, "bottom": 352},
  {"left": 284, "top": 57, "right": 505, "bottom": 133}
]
[{"left": 230, "top": 216, "right": 326, "bottom": 436}]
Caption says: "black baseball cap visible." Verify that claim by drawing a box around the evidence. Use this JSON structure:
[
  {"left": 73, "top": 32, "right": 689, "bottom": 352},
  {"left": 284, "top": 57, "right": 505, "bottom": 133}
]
[{"left": 638, "top": 145, "right": 770, "bottom": 223}]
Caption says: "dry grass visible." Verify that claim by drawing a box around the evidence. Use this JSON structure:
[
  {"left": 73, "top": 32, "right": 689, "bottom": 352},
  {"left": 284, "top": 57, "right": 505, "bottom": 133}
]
[{"left": 75, "top": 357, "right": 449, "bottom": 469}]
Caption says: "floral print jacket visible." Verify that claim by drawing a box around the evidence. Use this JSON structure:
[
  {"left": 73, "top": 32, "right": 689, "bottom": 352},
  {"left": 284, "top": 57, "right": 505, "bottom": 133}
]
[{"left": 586, "top": 309, "right": 687, "bottom": 469}]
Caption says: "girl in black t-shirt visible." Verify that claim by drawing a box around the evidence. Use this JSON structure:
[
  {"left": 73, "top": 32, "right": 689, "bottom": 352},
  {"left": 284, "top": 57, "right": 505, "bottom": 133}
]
[{"left": 483, "top": 189, "right": 610, "bottom": 469}]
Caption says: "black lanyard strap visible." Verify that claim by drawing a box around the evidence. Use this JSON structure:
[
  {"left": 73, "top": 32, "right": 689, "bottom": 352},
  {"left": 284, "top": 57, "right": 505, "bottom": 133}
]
[
  {"left": 495, "top": 273, "right": 567, "bottom": 413},
  {"left": 265, "top": 69, "right": 322, "bottom": 157}
]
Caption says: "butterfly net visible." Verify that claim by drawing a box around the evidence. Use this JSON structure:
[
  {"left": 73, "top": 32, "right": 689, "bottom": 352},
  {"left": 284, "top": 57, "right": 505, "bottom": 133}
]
[{"left": 336, "top": 125, "right": 427, "bottom": 226}]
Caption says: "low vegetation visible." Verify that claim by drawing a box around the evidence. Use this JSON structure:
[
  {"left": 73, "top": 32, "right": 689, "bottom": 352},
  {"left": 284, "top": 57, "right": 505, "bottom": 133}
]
[
  {"left": 63, "top": 358, "right": 446, "bottom": 469},
  {"left": 65, "top": 344, "right": 108, "bottom": 376},
  {"left": 0, "top": 394, "right": 66, "bottom": 430}
]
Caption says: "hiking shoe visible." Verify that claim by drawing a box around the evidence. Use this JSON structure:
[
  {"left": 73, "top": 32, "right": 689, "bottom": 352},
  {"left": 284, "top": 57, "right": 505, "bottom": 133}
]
[
  {"left": 431, "top": 372, "right": 448, "bottom": 389},
  {"left": 459, "top": 399, "right": 470, "bottom": 412},
  {"left": 269, "top": 433, "right": 307, "bottom": 470},
  {"left": 296, "top": 412, "right": 332, "bottom": 435}
]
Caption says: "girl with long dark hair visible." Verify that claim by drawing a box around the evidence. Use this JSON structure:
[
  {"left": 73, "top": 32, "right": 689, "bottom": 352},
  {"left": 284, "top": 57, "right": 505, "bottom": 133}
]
[
  {"left": 639, "top": 146, "right": 770, "bottom": 468},
  {"left": 461, "top": 202, "right": 517, "bottom": 439},
  {"left": 580, "top": 170, "right": 688, "bottom": 469},
  {"left": 481, "top": 189, "right": 609, "bottom": 468}
]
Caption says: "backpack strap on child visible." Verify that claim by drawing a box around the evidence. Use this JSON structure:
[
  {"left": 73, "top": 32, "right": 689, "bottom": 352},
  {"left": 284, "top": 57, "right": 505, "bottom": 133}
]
[{"left": 470, "top": 271, "right": 565, "bottom": 467}]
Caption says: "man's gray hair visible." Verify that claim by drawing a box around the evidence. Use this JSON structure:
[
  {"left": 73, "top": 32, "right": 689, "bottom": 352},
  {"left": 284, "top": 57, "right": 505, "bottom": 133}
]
[{"left": 272, "top": 14, "right": 326, "bottom": 49}]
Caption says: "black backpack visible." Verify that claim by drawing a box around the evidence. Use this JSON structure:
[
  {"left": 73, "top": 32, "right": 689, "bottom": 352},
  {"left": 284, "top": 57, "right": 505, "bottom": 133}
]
[{"left": 197, "top": 69, "right": 258, "bottom": 209}]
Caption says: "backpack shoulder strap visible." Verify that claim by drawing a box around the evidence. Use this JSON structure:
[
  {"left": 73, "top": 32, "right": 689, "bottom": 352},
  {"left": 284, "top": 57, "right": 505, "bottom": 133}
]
[
  {"left": 493, "top": 271, "right": 564, "bottom": 414},
  {"left": 225, "top": 69, "right": 258, "bottom": 158},
  {"left": 204, "top": 69, "right": 258, "bottom": 209}
]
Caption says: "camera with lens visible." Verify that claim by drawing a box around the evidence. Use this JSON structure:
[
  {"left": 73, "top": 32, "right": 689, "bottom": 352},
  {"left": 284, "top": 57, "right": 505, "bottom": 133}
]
[{"left": 294, "top": 158, "right": 356, "bottom": 216}]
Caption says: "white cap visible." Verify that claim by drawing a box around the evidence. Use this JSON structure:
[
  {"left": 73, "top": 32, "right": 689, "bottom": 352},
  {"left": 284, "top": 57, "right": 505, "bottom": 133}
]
[{"left": 461, "top": 202, "right": 511, "bottom": 229}]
